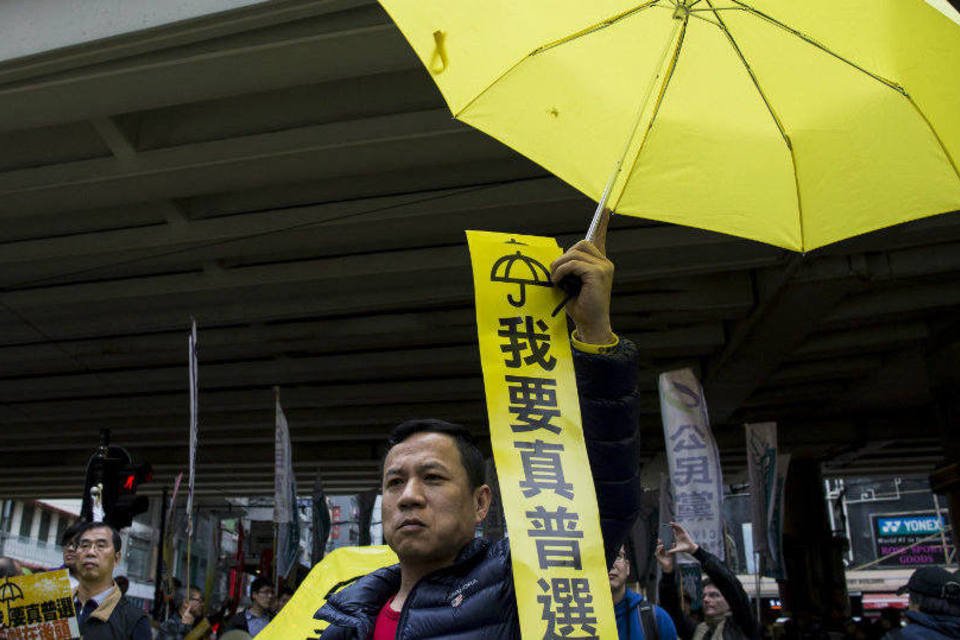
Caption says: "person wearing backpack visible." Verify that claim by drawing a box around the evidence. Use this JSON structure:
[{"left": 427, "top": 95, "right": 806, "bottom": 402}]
[{"left": 611, "top": 544, "right": 678, "bottom": 640}]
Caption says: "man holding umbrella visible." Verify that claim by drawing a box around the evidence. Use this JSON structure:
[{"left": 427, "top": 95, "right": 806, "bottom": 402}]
[{"left": 315, "top": 240, "right": 643, "bottom": 639}]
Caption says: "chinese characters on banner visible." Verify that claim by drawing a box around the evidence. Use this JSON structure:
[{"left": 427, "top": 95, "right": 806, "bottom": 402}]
[
  {"left": 0, "top": 570, "right": 79, "bottom": 640},
  {"left": 658, "top": 369, "right": 725, "bottom": 560},
  {"left": 745, "top": 423, "right": 777, "bottom": 560},
  {"left": 744, "top": 422, "right": 789, "bottom": 579},
  {"left": 467, "top": 231, "right": 616, "bottom": 640}
]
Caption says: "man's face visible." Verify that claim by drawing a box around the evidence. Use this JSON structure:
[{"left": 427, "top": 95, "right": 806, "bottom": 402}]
[
  {"left": 382, "top": 432, "right": 490, "bottom": 567},
  {"left": 608, "top": 547, "right": 629, "bottom": 593},
  {"left": 702, "top": 584, "right": 730, "bottom": 617},
  {"left": 251, "top": 585, "right": 274, "bottom": 612},
  {"left": 187, "top": 590, "right": 204, "bottom": 617},
  {"left": 75, "top": 527, "right": 119, "bottom": 584},
  {"left": 62, "top": 540, "right": 77, "bottom": 569}
]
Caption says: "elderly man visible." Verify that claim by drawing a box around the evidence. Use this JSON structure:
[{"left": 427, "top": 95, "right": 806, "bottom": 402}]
[
  {"left": 883, "top": 566, "right": 960, "bottom": 639},
  {"left": 73, "top": 522, "right": 151, "bottom": 640},
  {"left": 316, "top": 240, "right": 643, "bottom": 639}
]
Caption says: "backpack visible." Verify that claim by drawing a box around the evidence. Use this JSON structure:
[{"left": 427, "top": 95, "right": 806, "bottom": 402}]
[{"left": 636, "top": 601, "right": 659, "bottom": 640}]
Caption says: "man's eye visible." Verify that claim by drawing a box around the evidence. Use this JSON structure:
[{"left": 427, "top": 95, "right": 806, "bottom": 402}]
[
  {"left": 425, "top": 474, "right": 444, "bottom": 482},
  {"left": 386, "top": 478, "right": 403, "bottom": 488}
]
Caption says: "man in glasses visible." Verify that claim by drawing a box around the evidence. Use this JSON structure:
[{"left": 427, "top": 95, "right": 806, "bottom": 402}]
[
  {"left": 225, "top": 577, "right": 275, "bottom": 637},
  {"left": 58, "top": 521, "right": 85, "bottom": 590},
  {"left": 73, "top": 522, "right": 151, "bottom": 640}
]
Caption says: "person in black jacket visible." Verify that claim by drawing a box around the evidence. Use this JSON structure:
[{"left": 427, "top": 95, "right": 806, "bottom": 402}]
[
  {"left": 656, "top": 522, "right": 759, "bottom": 640},
  {"left": 316, "top": 240, "right": 644, "bottom": 639},
  {"left": 73, "top": 522, "right": 151, "bottom": 640}
]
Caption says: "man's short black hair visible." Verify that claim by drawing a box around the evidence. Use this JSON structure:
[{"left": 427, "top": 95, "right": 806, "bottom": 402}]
[
  {"left": 383, "top": 419, "right": 486, "bottom": 490},
  {"left": 76, "top": 521, "right": 122, "bottom": 553},
  {"left": 250, "top": 576, "right": 272, "bottom": 596},
  {"left": 60, "top": 521, "right": 85, "bottom": 547},
  {"left": 0, "top": 556, "right": 21, "bottom": 578}
]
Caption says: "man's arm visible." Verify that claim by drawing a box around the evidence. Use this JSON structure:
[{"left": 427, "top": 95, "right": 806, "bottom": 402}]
[
  {"left": 656, "top": 540, "right": 697, "bottom": 640},
  {"left": 552, "top": 240, "right": 643, "bottom": 569},
  {"left": 665, "top": 523, "right": 758, "bottom": 640},
  {"left": 692, "top": 547, "right": 757, "bottom": 639}
]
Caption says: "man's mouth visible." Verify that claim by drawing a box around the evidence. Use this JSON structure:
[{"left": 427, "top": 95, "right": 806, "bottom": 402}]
[{"left": 397, "top": 518, "right": 426, "bottom": 531}]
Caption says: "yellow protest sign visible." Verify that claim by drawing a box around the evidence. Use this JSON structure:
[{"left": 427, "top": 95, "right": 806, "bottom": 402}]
[
  {"left": 466, "top": 230, "right": 615, "bottom": 639},
  {"left": 0, "top": 570, "right": 79, "bottom": 640},
  {"left": 257, "top": 546, "right": 397, "bottom": 640}
]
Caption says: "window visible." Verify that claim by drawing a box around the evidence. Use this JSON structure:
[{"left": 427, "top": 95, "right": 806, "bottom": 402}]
[
  {"left": 56, "top": 517, "right": 72, "bottom": 546},
  {"left": 125, "top": 537, "right": 152, "bottom": 581},
  {"left": 38, "top": 511, "right": 52, "bottom": 545},
  {"left": 19, "top": 504, "right": 35, "bottom": 538}
]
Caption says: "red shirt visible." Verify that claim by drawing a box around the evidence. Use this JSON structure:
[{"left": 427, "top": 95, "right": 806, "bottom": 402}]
[{"left": 373, "top": 596, "right": 401, "bottom": 640}]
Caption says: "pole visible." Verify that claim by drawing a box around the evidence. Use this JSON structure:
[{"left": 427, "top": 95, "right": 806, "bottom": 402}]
[
  {"left": 272, "top": 522, "right": 279, "bottom": 593},
  {"left": 933, "top": 493, "right": 954, "bottom": 565},
  {"left": 152, "top": 486, "right": 169, "bottom": 620},
  {"left": 754, "top": 551, "right": 763, "bottom": 626}
]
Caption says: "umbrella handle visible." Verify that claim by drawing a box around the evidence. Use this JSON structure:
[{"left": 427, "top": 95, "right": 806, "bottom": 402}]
[{"left": 553, "top": 206, "right": 611, "bottom": 316}]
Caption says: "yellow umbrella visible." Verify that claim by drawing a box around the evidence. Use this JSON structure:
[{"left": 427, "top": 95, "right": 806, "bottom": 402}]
[{"left": 377, "top": 0, "right": 960, "bottom": 251}]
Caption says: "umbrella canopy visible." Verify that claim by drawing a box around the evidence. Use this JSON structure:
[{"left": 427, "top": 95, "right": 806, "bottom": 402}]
[{"left": 378, "top": 0, "right": 960, "bottom": 251}]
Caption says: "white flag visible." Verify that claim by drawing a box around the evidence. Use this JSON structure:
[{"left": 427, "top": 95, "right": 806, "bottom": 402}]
[
  {"left": 658, "top": 368, "right": 725, "bottom": 559},
  {"left": 274, "top": 391, "right": 301, "bottom": 579},
  {"left": 186, "top": 319, "right": 198, "bottom": 537}
]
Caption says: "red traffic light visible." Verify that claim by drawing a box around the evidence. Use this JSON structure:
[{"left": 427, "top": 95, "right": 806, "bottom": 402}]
[{"left": 124, "top": 474, "right": 135, "bottom": 490}]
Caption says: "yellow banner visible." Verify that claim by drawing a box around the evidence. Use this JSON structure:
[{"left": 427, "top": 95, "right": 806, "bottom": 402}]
[
  {"left": 0, "top": 570, "right": 79, "bottom": 640},
  {"left": 466, "top": 230, "right": 615, "bottom": 640},
  {"left": 257, "top": 546, "right": 397, "bottom": 640}
]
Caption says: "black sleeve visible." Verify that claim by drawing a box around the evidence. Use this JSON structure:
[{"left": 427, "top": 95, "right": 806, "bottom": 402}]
[
  {"left": 693, "top": 547, "right": 758, "bottom": 640},
  {"left": 657, "top": 571, "right": 697, "bottom": 640},
  {"left": 573, "top": 338, "right": 643, "bottom": 569}
]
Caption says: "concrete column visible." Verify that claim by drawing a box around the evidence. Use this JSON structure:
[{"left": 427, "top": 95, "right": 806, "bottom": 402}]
[
  {"left": 10, "top": 501, "right": 23, "bottom": 538},
  {"left": 779, "top": 458, "right": 849, "bottom": 634}
]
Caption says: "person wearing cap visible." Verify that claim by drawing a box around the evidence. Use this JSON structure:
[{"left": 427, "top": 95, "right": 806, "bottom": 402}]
[{"left": 883, "top": 566, "right": 960, "bottom": 639}]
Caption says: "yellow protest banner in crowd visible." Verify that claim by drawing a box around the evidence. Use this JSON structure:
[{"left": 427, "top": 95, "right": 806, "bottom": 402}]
[
  {"left": 257, "top": 546, "right": 397, "bottom": 640},
  {"left": 466, "top": 230, "right": 615, "bottom": 639},
  {"left": 0, "top": 570, "right": 79, "bottom": 640}
]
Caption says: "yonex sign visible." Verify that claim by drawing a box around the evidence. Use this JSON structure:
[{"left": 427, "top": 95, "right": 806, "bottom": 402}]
[{"left": 876, "top": 516, "right": 943, "bottom": 537}]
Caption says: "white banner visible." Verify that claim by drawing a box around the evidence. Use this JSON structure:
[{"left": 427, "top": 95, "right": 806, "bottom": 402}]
[
  {"left": 767, "top": 453, "right": 790, "bottom": 579},
  {"left": 186, "top": 319, "right": 198, "bottom": 536},
  {"left": 744, "top": 422, "right": 777, "bottom": 558},
  {"left": 274, "top": 391, "right": 300, "bottom": 579},
  {"left": 658, "top": 368, "right": 724, "bottom": 559}
]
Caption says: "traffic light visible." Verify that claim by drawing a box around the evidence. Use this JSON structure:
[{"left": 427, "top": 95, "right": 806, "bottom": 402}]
[
  {"left": 80, "top": 430, "right": 152, "bottom": 529},
  {"left": 107, "top": 461, "right": 153, "bottom": 530}
]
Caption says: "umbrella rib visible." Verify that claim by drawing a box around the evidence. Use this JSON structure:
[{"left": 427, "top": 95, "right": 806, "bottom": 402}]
[
  {"left": 727, "top": 0, "right": 906, "bottom": 95},
  {"left": 722, "top": 1, "right": 960, "bottom": 192},
  {"left": 609, "top": 13, "right": 690, "bottom": 211},
  {"left": 532, "top": 0, "right": 663, "bottom": 56},
  {"left": 452, "top": 0, "right": 663, "bottom": 117},
  {"left": 705, "top": 0, "right": 804, "bottom": 248}
]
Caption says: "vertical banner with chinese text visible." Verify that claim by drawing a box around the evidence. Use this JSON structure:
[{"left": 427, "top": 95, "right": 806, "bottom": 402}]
[
  {"left": 658, "top": 368, "right": 725, "bottom": 560},
  {"left": 744, "top": 422, "right": 777, "bottom": 566},
  {"left": 467, "top": 230, "right": 615, "bottom": 640},
  {"left": 0, "top": 570, "right": 79, "bottom": 640}
]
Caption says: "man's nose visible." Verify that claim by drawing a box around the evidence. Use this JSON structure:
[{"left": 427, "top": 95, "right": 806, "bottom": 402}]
[{"left": 397, "top": 478, "right": 426, "bottom": 507}]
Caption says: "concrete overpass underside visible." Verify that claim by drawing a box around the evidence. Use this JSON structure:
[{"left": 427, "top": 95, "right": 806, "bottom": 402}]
[{"left": 0, "top": 0, "right": 957, "bottom": 503}]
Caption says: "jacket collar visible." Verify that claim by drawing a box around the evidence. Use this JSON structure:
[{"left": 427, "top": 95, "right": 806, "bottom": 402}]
[
  {"left": 74, "top": 583, "right": 121, "bottom": 623},
  {"left": 317, "top": 538, "right": 494, "bottom": 634}
]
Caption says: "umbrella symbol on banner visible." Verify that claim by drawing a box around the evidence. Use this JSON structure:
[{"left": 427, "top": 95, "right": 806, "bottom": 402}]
[
  {"left": 489, "top": 250, "right": 553, "bottom": 307},
  {"left": 0, "top": 576, "right": 25, "bottom": 626}
]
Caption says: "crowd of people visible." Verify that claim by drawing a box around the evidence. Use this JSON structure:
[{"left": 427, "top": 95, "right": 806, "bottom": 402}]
[{"left": 1, "top": 243, "right": 958, "bottom": 639}]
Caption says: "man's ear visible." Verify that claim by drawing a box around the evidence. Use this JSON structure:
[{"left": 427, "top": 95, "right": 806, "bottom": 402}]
[{"left": 474, "top": 484, "right": 492, "bottom": 523}]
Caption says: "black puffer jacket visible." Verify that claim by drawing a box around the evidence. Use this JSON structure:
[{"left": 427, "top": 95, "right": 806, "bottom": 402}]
[{"left": 317, "top": 338, "right": 644, "bottom": 639}]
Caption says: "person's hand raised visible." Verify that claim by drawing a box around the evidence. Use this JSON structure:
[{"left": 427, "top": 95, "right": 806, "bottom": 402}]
[
  {"left": 655, "top": 538, "right": 674, "bottom": 574},
  {"left": 665, "top": 521, "right": 699, "bottom": 557}
]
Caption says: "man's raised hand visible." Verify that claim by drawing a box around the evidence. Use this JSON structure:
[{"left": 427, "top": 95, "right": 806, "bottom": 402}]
[{"left": 549, "top": 240, "right": 614, "bottom": 345}]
